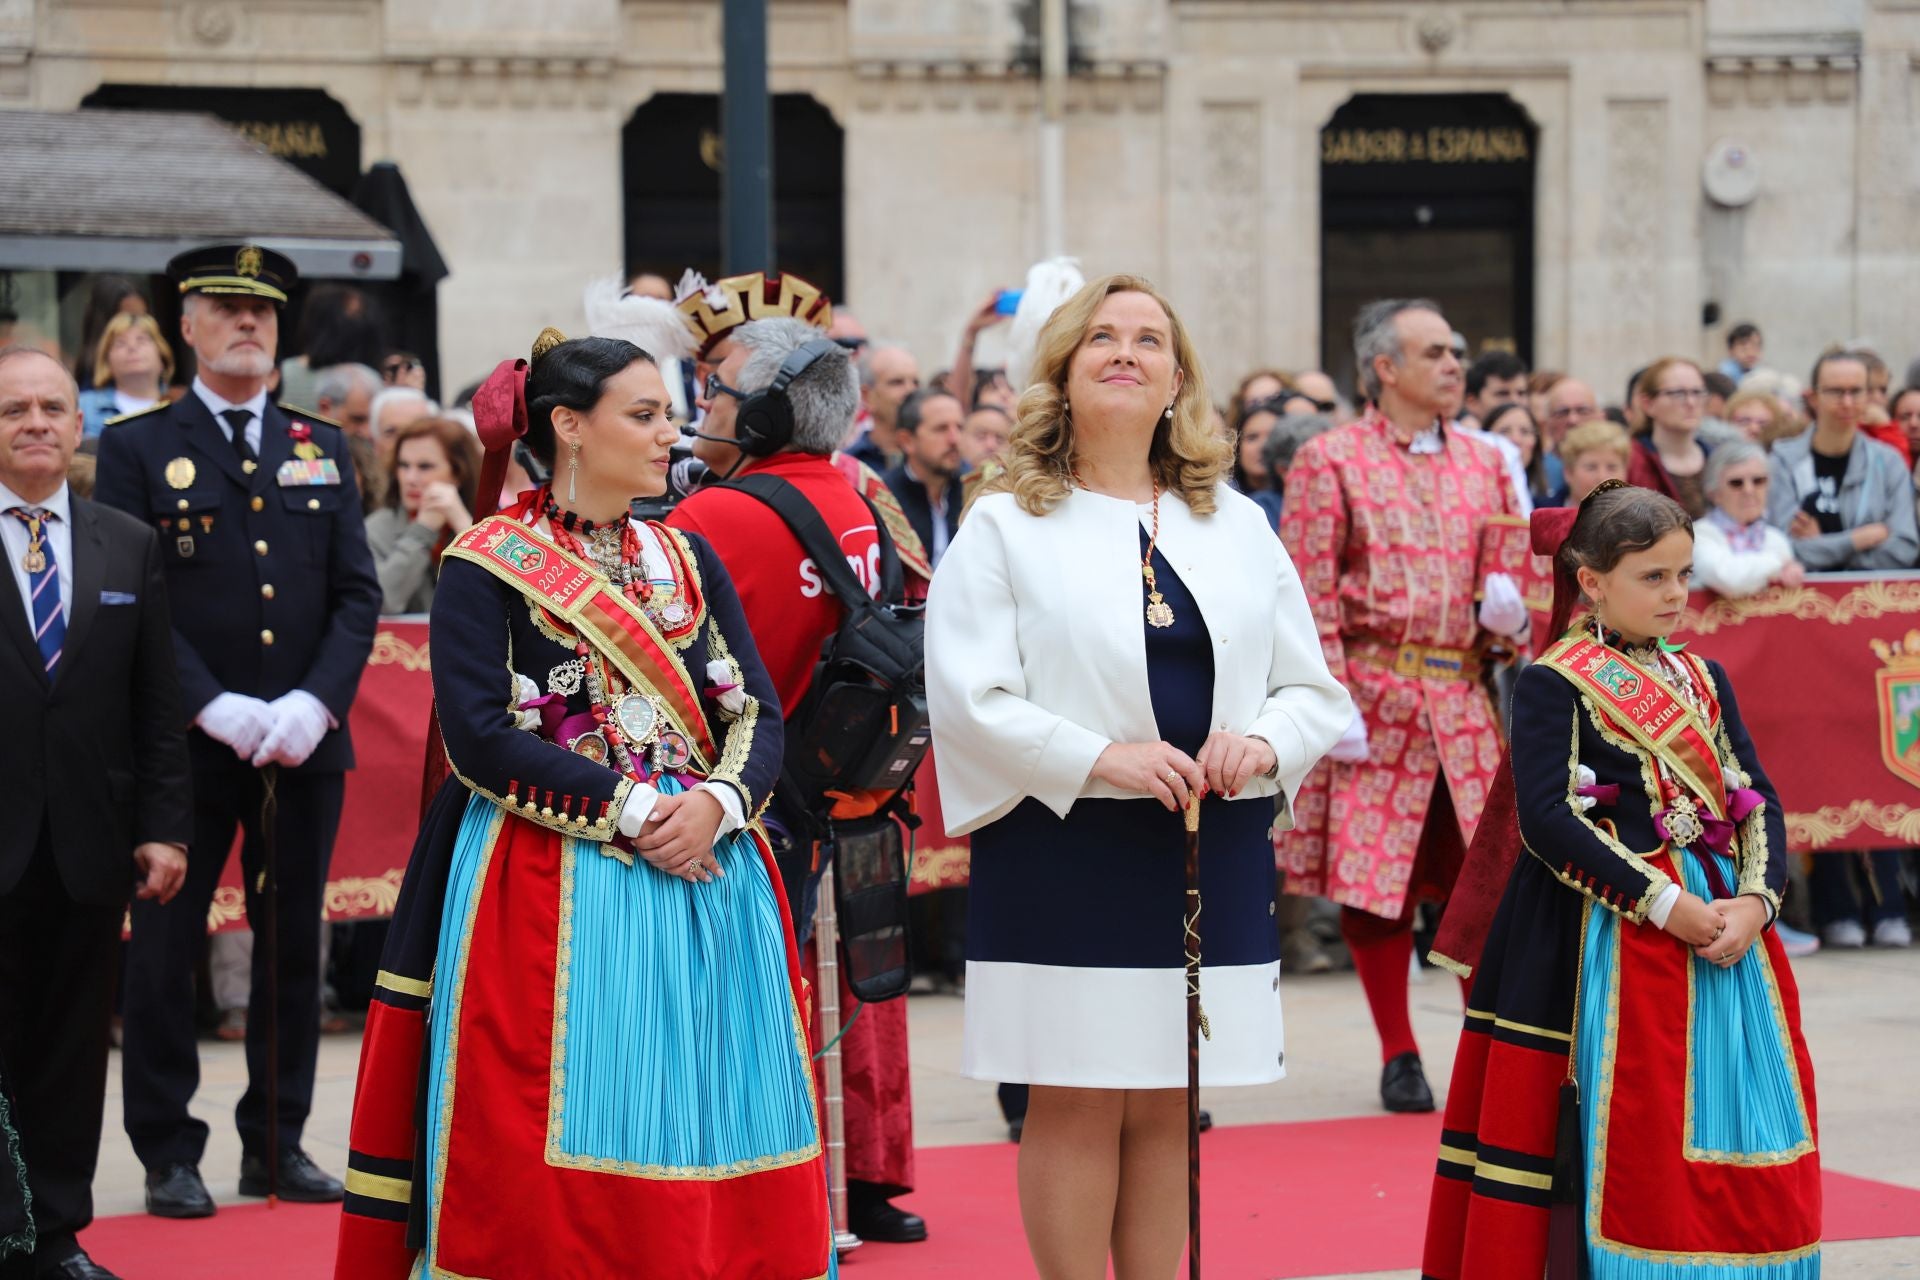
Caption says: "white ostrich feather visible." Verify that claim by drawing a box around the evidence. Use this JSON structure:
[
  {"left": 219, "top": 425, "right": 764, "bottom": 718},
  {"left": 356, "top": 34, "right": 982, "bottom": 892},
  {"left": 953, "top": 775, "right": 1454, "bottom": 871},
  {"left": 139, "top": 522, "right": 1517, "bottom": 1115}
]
[
  {"left": 582, "top": 273, "right": 696, "bottom": 361},
  {"left": 1004, "top": 257, "right": 1086, "bottom": 392}
]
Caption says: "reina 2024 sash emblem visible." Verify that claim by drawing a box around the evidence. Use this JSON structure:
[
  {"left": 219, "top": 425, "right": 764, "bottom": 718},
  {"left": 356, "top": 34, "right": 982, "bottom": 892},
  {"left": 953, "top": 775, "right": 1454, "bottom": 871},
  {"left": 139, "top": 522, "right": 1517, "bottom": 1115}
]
[
  {"left": 1871, "top": 633, "right": 1920, "bottom": 788},
  {"left": 1582, "top": 653, "right": 1644, "bottom": 700},
  {"left": 485, "top": 527, "right": 546, "bottom": 574}
]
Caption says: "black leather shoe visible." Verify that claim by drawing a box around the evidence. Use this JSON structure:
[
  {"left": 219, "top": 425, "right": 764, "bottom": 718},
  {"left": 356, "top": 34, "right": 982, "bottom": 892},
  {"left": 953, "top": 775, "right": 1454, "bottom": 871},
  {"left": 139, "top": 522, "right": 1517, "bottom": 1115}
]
[
  {"left": 1197, "top": 1108, "right": 1214, "bottom": 1133},
  {"left": 144, "top": 1162, "right": 215, "bottom": 1218},
  {"left": 847, "top": 1194, "right": 928, "bottom": 1244},
  {"left": 238, "top": 1146, "right": 344, "bottom": 1202},
  {"left": 36, "top": 1251, "right": 123, "bottom": 1280},
  {"left": 36, "top": 1250, "right": 123, "bottom": 1280},
  {"left": 1381, "top": 1051, "right": 1436, "bottom": 1113}
]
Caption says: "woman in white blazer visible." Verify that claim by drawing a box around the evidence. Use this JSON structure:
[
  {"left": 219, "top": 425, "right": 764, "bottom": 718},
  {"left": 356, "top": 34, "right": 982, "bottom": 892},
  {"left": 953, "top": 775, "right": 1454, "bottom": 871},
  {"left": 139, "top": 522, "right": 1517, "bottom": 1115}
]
[{"left": 926, "top": 274, "right": 1351, "bottom": 1279}]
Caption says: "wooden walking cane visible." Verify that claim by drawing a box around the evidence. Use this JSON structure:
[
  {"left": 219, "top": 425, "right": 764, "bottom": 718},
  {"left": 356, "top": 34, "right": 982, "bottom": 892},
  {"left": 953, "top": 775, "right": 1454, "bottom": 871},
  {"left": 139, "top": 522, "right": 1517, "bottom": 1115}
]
[
  {"left": 1183, "top": 792, "right": 1209, "bottom": 1279},
  {"left": 258, "top": 763, "right": 281, "bottom": 1206}
]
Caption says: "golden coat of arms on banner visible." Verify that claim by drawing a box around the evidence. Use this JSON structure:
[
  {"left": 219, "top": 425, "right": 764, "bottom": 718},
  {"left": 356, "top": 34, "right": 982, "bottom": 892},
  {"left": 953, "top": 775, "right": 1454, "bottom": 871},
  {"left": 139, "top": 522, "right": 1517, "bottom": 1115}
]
[{"left": 1870, "top": 632, "right": 1920, "bottom": 788}]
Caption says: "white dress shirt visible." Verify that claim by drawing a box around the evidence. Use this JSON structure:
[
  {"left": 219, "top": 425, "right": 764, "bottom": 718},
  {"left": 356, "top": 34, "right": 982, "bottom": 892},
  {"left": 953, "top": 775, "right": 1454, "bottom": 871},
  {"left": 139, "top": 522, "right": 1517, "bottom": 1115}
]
[
  {"left": 191, "top": 376, "right": 269, "bottom": 455},
  {"left": 0, "top": 479, "right": 74, "bottom": 618}
]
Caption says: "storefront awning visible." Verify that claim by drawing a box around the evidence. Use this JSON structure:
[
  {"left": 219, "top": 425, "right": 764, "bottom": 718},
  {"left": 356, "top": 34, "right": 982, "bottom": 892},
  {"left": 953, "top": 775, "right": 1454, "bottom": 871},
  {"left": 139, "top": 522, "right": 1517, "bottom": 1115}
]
[{"left": 0, "top": 107, "right": 402, "bottom": 280}]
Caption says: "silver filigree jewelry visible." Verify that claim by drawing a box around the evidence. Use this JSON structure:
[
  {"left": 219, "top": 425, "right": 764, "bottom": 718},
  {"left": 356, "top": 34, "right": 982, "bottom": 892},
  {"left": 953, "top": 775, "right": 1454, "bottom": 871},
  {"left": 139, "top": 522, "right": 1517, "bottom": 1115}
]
[{"left": 547, "top": 659, "right": 585, "bottom": 697}]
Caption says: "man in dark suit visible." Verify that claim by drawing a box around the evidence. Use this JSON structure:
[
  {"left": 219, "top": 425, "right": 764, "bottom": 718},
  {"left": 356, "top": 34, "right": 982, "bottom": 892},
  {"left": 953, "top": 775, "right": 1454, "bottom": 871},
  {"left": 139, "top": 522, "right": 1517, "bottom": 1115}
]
[
  {"left": 93, "top": 244, "right": 381, "bottom": 1218},
  {"left": 881, "top": 388, "right": 964, "bottom": 569},
  {"left": 0, "top": 345, "right": 192, "bottom": 1280}
]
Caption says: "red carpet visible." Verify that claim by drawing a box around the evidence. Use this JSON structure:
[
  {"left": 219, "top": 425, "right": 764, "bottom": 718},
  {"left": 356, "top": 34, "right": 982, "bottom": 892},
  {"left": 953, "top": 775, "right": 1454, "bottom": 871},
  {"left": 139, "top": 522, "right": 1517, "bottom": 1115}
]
[{"left": 79, "top": 1116, "right": 1920, "bottom": 1279}]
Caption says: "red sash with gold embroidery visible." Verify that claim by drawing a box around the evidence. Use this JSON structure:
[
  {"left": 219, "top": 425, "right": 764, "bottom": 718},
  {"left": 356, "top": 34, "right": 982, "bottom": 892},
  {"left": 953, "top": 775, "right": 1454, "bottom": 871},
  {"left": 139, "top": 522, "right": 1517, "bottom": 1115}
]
[
  {"left": 445, "top": 515, "right": 718, "bottom": 769},
  {"left": 1539, "top": 635, "right": 1727, "bottom": 820}
]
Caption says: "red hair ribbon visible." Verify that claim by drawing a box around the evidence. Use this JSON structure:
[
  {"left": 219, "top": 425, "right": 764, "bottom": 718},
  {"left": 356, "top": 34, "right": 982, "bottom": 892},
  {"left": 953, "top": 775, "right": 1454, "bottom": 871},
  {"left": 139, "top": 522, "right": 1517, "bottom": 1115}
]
[{"left": 470, "top": 357, "right": 530, "bottom": 523}]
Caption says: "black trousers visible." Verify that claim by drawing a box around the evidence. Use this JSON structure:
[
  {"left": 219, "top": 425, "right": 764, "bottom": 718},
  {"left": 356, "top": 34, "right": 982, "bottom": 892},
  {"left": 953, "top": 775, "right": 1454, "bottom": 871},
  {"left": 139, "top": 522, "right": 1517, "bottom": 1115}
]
[
  {"left": 1810, "top": 848, "right": 1908, "bottom": 928},
  {"left": 121, "top": 767, "right": 342, "bottom": 1170},
  {"left": 0, "top": 832, "right": 124, "bottom": 1261}
]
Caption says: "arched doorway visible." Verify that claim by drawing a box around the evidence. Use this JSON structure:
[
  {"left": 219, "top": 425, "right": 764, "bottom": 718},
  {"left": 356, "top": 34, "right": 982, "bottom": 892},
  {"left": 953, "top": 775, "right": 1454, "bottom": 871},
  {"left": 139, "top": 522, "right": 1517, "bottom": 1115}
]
[
  {"left": 622, "top": 94, "right": 843, "bottom": 302},
  {"left": 1319, "top": 94, "right": 1536, "bottom": 391}
]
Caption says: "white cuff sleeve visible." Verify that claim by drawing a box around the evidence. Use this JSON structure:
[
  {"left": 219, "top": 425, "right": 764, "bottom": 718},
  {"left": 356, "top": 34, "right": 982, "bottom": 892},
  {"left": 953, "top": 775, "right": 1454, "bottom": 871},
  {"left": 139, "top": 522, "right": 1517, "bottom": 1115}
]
[
  {"left": 694, "top": 782, "right": 746, "bottom": 843},
  {"left": 616, "top": 783, "right": 662, "bottom": 838},
  {"left": 1648, "top": 882, "right": 1683, "bottom": 930}
]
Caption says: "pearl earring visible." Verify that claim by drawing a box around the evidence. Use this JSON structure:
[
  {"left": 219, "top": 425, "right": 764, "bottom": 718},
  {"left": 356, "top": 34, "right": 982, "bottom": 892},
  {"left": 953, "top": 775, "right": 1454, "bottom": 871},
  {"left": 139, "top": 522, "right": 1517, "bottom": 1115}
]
[{"left": 1164, "top": 404, "right": 1175, "bottom": 421}]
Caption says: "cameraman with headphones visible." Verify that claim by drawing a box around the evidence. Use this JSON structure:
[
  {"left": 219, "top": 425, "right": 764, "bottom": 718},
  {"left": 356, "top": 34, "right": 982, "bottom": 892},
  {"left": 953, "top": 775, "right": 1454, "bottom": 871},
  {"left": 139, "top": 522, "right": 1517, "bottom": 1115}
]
[{"left": 666, "top": 316, "right": 929, "bottom": 1245}]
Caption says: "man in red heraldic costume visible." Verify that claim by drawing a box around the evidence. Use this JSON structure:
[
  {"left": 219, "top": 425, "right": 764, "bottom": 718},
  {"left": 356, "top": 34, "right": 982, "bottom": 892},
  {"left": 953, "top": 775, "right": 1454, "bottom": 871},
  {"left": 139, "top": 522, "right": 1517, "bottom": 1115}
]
[{"left": 1277, "top": 298, "right": 1530, "bottom": 1113}]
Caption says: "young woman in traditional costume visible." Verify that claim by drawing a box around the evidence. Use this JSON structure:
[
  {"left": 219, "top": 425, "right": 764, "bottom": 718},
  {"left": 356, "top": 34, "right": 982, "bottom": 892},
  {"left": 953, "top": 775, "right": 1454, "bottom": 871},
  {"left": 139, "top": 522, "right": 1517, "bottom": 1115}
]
[
  {"left": 1423, "top": 480, "right": 1821, "bottom": 1279},
  {"left": 333, "top": 331, "right": 831, "bottom": 1279}
]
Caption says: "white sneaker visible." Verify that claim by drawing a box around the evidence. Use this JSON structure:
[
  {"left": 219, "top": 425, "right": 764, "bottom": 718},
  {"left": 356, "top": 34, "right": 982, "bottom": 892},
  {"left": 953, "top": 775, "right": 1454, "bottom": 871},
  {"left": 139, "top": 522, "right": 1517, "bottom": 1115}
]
[
  {"left": 1773, "top": 923, "right": 1820, "bottom": 958},
  {"left": 1871, "top": 918, "right": 1912, "bottom": 948},
  {"left": 1823, "top": 920, "right": 1867, "bottom": 949}
]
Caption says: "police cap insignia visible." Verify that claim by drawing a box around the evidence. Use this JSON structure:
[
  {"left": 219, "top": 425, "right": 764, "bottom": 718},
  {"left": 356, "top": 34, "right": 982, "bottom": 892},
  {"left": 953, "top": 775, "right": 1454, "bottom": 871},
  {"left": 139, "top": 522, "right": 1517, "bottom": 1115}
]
[{"left": 168, "top": 242, "right": 297, "bottom": 306}]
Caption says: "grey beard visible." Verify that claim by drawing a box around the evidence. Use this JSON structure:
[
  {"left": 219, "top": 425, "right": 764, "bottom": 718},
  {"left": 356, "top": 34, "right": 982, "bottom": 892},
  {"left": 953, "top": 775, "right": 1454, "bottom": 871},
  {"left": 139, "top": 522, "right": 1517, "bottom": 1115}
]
[{"left": 205, "top": 349, "right": 275, "bottom": 379}]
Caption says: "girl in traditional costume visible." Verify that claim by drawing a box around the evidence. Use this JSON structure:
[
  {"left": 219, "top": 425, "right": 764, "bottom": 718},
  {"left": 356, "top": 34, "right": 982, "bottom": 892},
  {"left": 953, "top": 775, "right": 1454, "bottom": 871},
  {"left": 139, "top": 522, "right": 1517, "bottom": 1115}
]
[
  {"left": 334, "top": 332, "right": 831, "bottom": 1279},
  {"left": 1423, "top": 480, "right": 1820, "bottom": 1279}
]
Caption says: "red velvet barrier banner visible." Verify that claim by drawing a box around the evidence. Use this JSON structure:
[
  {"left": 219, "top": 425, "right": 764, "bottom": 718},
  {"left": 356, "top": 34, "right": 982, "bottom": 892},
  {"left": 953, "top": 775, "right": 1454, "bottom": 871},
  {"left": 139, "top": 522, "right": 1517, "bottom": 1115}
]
[
  {"left": 192, "top": 570, "right": 1920, "bottom": 931},
  {"left": 1676, "top": 572, "right": 1920, "bottom": 852}
]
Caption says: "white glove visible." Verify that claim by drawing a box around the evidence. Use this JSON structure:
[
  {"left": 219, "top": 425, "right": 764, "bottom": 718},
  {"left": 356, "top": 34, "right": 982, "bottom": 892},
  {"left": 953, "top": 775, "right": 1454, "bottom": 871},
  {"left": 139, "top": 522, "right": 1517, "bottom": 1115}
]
[
  {"left": 197, "top": 693, "right": 276, "bottom": 760},
  {"left": 1574, "top": 764, "right": 1599, "bottom": 812},
  {"left": 251, "top": 690, "right": 334, "bottom": 768},
  {"left": 1478, "top": 572, "right": 1529, "bottom": 639},
  {"left": 1327, "top": 709, "right": 1371, "bottom": 764},
  {"left": 511, "top": 673, "right": 543, "bottom": 731}
]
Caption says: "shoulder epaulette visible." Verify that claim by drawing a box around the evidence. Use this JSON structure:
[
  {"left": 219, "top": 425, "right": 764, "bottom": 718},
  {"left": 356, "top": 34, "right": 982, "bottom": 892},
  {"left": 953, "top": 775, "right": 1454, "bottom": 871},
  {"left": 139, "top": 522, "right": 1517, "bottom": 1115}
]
[
  {"left": 277, "top": 402, "right": 342, "bottom": 430},
  {"left": 102, "top": 400, "right": 171, "bottom": 428}
]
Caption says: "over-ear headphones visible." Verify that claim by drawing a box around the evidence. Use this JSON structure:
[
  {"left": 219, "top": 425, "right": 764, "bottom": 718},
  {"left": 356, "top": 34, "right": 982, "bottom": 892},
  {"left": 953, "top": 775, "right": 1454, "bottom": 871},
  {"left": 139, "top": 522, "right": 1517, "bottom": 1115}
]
[{"left": 734, "top": 338, "right": 842, "bottom": 457}]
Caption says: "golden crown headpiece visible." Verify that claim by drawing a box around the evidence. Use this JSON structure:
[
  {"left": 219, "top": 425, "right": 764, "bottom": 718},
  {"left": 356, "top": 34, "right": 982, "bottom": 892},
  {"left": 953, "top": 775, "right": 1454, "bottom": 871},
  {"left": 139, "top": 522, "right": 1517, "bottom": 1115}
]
[
  {"left": 673, "top": 270, "right": 832, "bottom": 359},
  {"left": 1871, "top": 631, "right": 1920, "bottom": 669}
]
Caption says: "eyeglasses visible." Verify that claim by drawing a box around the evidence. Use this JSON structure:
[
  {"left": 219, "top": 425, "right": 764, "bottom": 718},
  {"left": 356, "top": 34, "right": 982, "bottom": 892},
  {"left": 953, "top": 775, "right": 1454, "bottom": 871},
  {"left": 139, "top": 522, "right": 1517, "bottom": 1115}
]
[
  {"left": 1816, "top": 387, "right": 1868, "bottom": 400},
  {"left": 1654, "top": 388, "right": 1709, "bottom": 403},
  {"left": 703, "top": 372, "right": 748, "bottom": 403},
  {"left": 1722, "top": 476, "right": 1769, "bottom": 490}
]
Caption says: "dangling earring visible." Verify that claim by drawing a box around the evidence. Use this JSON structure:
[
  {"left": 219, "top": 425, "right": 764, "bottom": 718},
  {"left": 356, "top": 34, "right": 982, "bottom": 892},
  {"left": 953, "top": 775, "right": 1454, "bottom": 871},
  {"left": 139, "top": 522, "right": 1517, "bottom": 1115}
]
[{"left": 567, "top": 441, "right": 580, "bottom": 504}]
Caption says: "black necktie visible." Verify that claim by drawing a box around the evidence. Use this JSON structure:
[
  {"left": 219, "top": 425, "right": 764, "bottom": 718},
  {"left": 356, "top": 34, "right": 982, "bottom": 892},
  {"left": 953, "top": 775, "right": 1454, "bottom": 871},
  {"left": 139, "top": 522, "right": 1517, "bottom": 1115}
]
[{"left": 220, "top": 408, "right": 256, "bottom": 464}]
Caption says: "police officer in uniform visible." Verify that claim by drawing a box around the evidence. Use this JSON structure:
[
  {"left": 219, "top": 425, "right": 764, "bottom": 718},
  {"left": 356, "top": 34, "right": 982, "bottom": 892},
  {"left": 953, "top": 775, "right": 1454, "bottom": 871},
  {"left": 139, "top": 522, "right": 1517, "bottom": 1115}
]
[{"left": 94, "top": 244, "right": 381, "bottom": 1217}]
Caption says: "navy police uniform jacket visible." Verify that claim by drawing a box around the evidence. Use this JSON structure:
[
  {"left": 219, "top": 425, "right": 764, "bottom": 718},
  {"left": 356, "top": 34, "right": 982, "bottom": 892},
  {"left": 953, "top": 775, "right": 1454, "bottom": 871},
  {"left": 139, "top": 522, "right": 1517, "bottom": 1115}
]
[{"left": 94, "top": 394, "right": 381, "bottom": 773}]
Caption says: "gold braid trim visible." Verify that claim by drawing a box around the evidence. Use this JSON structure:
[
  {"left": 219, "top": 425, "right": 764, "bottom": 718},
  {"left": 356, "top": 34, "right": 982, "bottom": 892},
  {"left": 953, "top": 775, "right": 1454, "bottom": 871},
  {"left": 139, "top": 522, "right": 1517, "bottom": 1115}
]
[
  {"left": 1700, "top": 666, "right": 1782, "bottom": 914},
  {"left": 702, "top": 609, "right": 767, "bottom": 822}
]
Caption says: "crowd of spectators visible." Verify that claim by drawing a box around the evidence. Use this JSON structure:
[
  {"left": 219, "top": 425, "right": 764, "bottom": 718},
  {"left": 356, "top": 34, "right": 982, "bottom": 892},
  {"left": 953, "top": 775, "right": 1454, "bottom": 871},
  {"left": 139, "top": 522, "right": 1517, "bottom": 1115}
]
[{"left": 23, "top": 276, "right": 1920, "bottom": 1016}]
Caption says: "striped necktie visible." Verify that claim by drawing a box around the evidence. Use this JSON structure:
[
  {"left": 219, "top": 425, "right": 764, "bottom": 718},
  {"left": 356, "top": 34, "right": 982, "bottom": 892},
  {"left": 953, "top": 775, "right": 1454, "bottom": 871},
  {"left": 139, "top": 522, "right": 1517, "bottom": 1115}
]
[{"left": 7, "top": 506, "right": 64, "bottom": 675}]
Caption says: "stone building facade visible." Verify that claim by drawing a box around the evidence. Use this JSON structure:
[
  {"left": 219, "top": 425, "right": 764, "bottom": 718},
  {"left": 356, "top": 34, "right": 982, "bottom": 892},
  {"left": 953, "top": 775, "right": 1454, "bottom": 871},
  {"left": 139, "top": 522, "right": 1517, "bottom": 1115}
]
[{"left": 5, "top": 0, "right": 1917, "bottom": 404}]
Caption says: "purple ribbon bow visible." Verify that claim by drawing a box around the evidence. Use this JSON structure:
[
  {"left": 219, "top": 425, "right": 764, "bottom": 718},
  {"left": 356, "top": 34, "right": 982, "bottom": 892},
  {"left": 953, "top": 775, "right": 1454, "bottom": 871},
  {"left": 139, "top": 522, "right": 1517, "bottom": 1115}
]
[
  {"left": 1576, "top": 783, "right": 1621, "bottom": 806},
  {"left": 517, "top": 691, "right": 569, "bottom": 741}
]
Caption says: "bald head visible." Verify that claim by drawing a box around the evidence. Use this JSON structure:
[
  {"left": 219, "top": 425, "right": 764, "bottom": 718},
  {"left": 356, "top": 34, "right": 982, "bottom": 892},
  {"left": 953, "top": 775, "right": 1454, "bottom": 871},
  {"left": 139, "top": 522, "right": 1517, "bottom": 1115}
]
[
  {"left": 0, "top": 345, "right": 78, "bottom": 398},
  {"left": 1544, "top": 377, "right": 1601, "bottom": 443}
]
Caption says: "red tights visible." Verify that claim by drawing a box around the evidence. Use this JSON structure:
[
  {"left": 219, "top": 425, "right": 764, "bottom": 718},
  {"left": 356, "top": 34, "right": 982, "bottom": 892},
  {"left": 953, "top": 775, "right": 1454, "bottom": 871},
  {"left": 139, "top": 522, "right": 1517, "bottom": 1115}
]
[{"left": 1340, "top": 906, "right": 1471, "bottom": 1064}]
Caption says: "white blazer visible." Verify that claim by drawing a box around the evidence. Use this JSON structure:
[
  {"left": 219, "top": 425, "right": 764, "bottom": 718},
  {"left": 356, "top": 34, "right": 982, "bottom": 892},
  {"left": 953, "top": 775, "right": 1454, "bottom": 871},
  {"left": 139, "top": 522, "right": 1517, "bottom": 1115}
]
[{"left": 926, "top": 483, "right": 1352, "bottom": 836}]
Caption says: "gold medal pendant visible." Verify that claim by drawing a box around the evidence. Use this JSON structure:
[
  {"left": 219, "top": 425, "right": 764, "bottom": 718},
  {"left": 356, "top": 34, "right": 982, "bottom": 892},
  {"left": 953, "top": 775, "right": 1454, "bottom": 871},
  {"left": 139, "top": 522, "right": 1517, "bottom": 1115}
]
[
  {"left": 21, "top": 546, "right": 45, "bottom": 574},
  {"left": 1144, "top": 564, "right": 1174, "bottom": 628}
]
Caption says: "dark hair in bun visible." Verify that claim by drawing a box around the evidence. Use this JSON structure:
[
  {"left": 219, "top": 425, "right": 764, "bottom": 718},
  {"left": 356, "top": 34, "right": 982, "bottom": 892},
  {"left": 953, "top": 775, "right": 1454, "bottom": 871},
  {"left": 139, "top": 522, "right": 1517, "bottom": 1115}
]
[{"left": 522, "top": 336, "right": 656, "bottom": 467}]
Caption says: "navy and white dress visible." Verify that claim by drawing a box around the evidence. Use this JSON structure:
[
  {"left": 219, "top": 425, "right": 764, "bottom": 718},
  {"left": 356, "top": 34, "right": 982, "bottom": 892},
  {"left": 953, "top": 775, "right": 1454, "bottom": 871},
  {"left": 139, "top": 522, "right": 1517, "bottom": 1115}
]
[{"left": 926, "top": 484, "right": 1350, "bottom": 1089}]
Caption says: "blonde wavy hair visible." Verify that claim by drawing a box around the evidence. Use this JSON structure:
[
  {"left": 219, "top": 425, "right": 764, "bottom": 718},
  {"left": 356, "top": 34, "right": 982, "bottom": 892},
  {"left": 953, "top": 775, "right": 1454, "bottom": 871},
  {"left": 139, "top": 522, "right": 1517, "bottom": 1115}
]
[{"left": 986, "top": 274, "right": 1229, "bottom": 517}]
